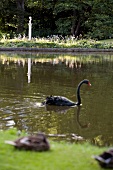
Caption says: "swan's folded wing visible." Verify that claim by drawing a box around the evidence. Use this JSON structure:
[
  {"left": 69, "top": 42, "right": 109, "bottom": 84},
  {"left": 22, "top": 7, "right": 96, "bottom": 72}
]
[{"left": 54, "top": 96, "right": 76, "bottom": 106}]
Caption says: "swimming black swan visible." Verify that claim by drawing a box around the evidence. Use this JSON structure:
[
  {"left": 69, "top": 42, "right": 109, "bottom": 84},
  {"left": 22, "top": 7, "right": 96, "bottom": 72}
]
[{"left": 44, "top": 79, "right": 91, "bottom": 106}]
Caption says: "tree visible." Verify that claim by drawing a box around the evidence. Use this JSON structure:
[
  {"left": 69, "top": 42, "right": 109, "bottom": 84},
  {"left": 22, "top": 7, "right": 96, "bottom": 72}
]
[
  {"left": 16, "top": 0, "right": 25, "bottom": 33},
  {"left": 84, "top": 0, "right": 113, "bottom": 39},
  {"left": 0, "top": 0, "right": 25, "bottom": 35},
  {"left": 0, "top": 0, "right": 113, "bottom": 39},
  {"left": 50, "top": 0, "right": 92, "bottom": 37}
]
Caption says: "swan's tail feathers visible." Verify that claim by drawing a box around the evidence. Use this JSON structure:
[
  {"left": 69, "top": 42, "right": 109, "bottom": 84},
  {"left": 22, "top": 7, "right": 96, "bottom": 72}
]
[
  {"left": 92, "top": 155, "right": 106, "bottom": 163},
  {"left": 5, "top": 140, "right": 16, "bottom": 146},
  {"left": 92, "top": 155, "right": 111, "bottom": 164}
]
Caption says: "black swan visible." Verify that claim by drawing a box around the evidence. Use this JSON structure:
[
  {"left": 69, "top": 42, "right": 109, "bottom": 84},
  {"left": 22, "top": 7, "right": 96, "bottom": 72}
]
[
  {"left": 5, "top": 133, "right": 50, "bottom": 151},
  {"left": 93, "top": 149, "right": 113, "bottom": 168},
  {"left": 44, "top": 79, "right": 91, "bottom": 106}
]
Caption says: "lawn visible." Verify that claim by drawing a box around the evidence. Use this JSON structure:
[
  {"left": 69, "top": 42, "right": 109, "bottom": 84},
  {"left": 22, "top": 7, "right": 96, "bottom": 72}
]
[{"left": 0, "top": 129, "right": 108, "bottom": 170}]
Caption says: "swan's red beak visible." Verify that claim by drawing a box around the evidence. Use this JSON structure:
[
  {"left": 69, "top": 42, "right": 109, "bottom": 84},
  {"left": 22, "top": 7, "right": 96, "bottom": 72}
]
[{"left": 88, "top": 82, "right": 91, "bottom": 86}]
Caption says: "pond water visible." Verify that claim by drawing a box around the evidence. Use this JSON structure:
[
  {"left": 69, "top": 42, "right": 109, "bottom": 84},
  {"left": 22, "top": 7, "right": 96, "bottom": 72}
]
[{"left": 0, "top": 52, "right": 113, "bottom": 146}]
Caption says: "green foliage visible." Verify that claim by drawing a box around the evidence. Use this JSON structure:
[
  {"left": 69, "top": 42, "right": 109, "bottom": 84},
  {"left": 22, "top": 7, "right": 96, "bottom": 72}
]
[
  {"left": 84, "top": 0, "right": 113, "bottom": 39},
  {"left": 55, "top": 18, "right": 72, "bottom": 35},
  {"left": 0, "top": 31, "right": 3, "bottom": 39},
  {"left": 0, "top": 0, "right": 113, "bottom": 39},
  {"left": 0, "top": 129, "right": 108, "bottom": 170},
  {"left": 1, "top": 37, "right": 113, "bottom": 49},
  {"left": 85, "top": 13, "right": 113, "bottom": 39}
]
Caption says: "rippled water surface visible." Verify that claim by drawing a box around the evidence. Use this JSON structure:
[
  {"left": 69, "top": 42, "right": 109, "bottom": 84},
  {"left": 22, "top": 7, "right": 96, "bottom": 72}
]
[{"left": 0, "top": 52, "right": 113, "bottom": 146}]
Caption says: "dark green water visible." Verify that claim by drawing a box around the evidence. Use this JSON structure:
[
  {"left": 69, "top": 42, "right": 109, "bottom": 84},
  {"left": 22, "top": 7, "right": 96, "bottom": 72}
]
[{"left": 0, "top": 52, "right": 113, "bottom": 146}]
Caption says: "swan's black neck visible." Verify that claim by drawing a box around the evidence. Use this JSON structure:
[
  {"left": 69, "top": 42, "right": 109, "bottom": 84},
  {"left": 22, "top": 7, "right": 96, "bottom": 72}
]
[{"left": 76, "top": 80, "right": 85, "bottom": 105}]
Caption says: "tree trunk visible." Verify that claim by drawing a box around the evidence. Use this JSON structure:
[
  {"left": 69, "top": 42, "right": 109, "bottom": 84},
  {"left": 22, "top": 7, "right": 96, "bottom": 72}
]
[
  {"left": 71, "top": 18, "right": 81, "bottom": 37},
  {"left": 71, "top": 9, "right": 81, "bottom": 37},
  {"left": 74, "top": 18, "right": 80, "bottom": 37},
  {"left": 16, "top": 0, "right": 24, "bottom": 34}
]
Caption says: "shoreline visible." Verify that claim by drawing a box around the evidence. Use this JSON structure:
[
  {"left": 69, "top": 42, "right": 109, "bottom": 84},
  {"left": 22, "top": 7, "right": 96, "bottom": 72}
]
[{"left": 0, "top": 47, "right": 113, "bottom": 54}]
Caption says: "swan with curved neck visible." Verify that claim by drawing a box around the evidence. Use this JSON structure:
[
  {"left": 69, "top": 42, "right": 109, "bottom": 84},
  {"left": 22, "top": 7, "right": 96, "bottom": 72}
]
[{"left": 44, "top": 79, "right": 91, "bottom": 106}]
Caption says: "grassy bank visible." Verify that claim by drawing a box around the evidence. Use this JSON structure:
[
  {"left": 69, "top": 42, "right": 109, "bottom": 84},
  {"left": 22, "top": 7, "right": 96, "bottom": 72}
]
[
  {"left": 0, "top": 129, "right": 108, "bottom": 170},
  {"left": 0, "top": 37, "right": 113, "bottom": 49}
]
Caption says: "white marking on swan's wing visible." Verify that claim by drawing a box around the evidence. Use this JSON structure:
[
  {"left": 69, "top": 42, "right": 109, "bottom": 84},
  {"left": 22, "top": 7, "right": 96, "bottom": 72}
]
[
  {"left": 20, "top": 137, "right": 30, "bottom": 145},
  {"left": 92, "top": 155, "right": 111, "bottom": 164},
  {"left": 60, "top": 96, "right": 74, "bottom": 103}
]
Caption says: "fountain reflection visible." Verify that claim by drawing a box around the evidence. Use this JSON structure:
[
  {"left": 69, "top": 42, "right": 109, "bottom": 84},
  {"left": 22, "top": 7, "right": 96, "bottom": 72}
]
[{"left": 27, "top": 58, "right": 31, "bottom": 83}]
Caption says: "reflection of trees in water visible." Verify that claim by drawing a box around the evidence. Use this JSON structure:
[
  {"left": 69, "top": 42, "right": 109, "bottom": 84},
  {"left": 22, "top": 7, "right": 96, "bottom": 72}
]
[
  {"left": 0, "top": 103, "right": 112, "bottom": 146},
  {"left": 1, "top": 54, "right": 113, "bottom": 146},
  {"left": 0, "top": 105, "right": 82, "bottom": 133},
  {"left": 0, "top": 56, "right": 82, "bottom": 69},
  {"left": 0, "top": 54, "right": 113, "bottom": 69}
]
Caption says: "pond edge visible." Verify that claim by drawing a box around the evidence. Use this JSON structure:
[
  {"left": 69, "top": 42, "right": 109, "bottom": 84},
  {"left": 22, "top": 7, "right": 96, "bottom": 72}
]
[{"left": 1, "top": 47, "right": 113, "bottom": 53}]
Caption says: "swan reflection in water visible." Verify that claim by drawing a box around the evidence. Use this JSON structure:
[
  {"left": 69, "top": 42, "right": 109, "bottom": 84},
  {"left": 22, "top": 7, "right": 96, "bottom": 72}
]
[
  {"left": 45, "top": 105, "right": 71, "bottom": 113},
  {"left": 45, "top": 105, "right": 90, "bottom": 129},
  {"left": 76, "top": 106, "right": 90, "bottom": 128}
]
